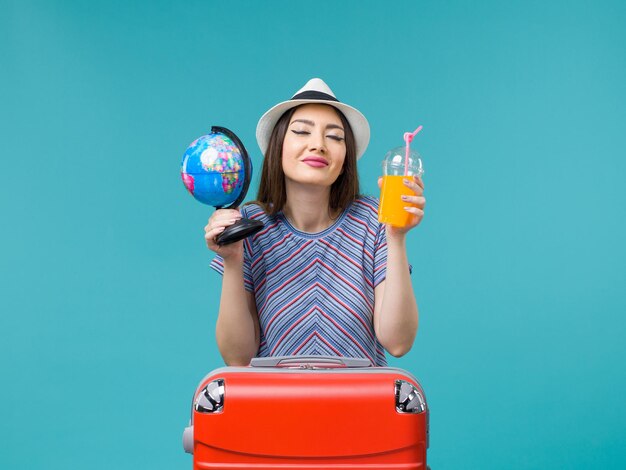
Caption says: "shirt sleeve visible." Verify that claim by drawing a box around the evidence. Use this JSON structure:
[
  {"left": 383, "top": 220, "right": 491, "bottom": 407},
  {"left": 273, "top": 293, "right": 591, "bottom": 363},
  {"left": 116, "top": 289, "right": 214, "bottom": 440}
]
[
  {"left": 209, "top": 244, "right": 254, "bottom": 293},
  {"left": 209, "top": 207, "right": 255, "bottom": 293},
  {"left": 373, "top": 221, "right": 388, "bottom": 287},
  {"left": 373, "top": 221, "right": 413, "bottom": 288}
]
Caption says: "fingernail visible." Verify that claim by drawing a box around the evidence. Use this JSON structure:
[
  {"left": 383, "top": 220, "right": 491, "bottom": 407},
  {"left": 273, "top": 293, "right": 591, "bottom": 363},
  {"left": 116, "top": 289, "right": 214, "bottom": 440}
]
[{"left": 401, "top": 195, "right": 408, "bottom": 200}]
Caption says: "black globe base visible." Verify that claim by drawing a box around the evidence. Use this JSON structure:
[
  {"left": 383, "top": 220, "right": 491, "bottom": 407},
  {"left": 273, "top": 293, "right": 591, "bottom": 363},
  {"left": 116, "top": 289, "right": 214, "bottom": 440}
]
[{"left": 216, "top": 218, "right": 264, "bottom": 246}]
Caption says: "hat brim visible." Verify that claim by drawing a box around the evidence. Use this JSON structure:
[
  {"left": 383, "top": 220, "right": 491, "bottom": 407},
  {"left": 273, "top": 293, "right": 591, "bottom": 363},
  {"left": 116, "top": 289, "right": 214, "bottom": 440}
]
[{"left": 256, "top": 99, "right": 370, "bottom": 160}]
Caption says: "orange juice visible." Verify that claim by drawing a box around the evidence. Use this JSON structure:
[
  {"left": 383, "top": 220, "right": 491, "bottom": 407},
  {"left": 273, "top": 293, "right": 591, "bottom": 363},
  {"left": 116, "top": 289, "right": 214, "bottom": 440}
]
[{"left": 378, "top": 175, "right": 415, "bottom": 227}]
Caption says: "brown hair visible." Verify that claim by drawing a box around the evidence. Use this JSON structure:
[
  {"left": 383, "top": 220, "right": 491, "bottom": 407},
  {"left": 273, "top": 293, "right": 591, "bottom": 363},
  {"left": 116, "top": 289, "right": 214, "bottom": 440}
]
[{"left": 253, "top": 105, "right": 360, "bottom": 216}]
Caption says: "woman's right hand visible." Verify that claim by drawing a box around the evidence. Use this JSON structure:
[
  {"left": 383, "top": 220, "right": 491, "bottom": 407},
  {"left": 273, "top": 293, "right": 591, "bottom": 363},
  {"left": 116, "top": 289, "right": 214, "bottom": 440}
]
[{"left": 204, "top": 209, "right": 244, "bottom": 260}]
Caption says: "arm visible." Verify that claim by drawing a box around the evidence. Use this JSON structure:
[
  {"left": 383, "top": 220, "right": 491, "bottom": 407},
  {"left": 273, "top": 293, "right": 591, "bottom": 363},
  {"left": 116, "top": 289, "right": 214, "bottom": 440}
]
[
  {"left": 373, "top": 233, "right": 418, "bottom": 357},
  {"left": 373, "top": 175, "right": 425, "bottom": 357},
  {"left": 215, "top": 257, "right": 260, "bottom": 366},
  {"left": 205, "top": 209, "right": 260, "bottom": 366}
]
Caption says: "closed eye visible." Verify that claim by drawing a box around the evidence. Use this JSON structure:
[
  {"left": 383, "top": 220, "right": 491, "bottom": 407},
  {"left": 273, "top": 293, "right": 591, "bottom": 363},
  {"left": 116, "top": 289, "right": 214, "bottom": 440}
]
[{"left": 291, "top": 129, "right": 344, "bottom": 142}]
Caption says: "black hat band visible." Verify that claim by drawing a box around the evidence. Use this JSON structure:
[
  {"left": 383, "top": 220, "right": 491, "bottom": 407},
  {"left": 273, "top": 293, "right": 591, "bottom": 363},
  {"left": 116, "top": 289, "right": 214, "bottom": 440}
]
[{"left": 291, "top": 90, "right": 339, "bottom": 102}]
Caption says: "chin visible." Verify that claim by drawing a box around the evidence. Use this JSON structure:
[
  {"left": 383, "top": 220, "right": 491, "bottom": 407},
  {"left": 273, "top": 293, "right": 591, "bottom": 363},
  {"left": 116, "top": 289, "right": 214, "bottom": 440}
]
[{"left": 287, "top": 171, "right": 339, "bottom": 187}]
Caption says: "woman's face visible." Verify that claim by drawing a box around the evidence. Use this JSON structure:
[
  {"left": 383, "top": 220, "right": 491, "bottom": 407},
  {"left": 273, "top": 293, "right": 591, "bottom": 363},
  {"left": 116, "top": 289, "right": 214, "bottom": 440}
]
[{"left": 281, "top": 104, "right": 347, "bottom": 189}]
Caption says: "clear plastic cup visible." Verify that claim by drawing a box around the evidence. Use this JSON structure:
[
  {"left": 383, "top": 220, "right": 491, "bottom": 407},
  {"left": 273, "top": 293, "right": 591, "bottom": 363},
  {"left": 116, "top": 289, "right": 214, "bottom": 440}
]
[{"left": 378, "top": 146, "right": 423, "bottom": 228}]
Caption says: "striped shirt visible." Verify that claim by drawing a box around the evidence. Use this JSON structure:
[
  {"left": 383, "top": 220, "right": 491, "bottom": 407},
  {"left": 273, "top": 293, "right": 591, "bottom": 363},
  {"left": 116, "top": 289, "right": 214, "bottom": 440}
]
[{"left": 210, "top": 196, "right": 389, "bottom": 366}]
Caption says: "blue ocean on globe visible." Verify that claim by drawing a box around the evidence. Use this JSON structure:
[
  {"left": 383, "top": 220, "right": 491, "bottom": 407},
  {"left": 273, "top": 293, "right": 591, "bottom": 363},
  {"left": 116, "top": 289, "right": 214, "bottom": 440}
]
[{"left": 181, "top": 132, "right": 246, "bottom": 208}]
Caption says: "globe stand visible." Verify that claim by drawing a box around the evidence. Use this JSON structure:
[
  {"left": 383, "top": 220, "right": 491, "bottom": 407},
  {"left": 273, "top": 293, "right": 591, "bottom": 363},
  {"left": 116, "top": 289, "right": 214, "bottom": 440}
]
[
  {"left": 208, "top": 126, "right": 263, "bottom": 246},
  {"left": 216, "top": 217, "right": 264, "bottom": 246}
]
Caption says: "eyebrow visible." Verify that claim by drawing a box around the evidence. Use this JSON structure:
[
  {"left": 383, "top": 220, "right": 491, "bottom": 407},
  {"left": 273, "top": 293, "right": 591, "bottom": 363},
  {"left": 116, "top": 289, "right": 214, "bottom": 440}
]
[{"left": 290, "top": 119, "right": 344, "bottom": 131}]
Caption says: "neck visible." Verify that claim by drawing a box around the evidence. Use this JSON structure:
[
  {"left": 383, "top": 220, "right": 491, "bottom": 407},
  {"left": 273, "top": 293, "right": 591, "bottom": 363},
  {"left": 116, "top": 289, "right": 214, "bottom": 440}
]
[{"left": 283, "top": 183, "right": 338, "bottom": 233}]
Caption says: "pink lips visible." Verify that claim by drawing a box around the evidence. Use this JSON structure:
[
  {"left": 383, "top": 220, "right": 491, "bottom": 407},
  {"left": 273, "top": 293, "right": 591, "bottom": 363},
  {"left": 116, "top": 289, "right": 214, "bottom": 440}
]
[{"left": 302, "top": 156, "right": 328, "bottom": 168}]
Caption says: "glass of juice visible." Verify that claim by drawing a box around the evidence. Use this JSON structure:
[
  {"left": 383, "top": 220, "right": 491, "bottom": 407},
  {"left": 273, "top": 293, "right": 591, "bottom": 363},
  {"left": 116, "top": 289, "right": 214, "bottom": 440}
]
[{"left": 378, "top": 146, "right": 423, "bottom": 227}]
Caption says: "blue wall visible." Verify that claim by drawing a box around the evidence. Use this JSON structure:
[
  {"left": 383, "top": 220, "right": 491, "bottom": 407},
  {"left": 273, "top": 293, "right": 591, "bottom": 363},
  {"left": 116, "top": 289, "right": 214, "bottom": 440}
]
[{"left": 2, "top": 1, "right": 625, "bottom": 468}]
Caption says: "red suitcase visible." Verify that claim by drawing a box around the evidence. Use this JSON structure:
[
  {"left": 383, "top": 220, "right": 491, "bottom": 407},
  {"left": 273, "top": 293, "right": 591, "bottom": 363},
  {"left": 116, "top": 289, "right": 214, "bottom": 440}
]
[{"left": 183, "top": 356, "right": 429, "bottom": 469}]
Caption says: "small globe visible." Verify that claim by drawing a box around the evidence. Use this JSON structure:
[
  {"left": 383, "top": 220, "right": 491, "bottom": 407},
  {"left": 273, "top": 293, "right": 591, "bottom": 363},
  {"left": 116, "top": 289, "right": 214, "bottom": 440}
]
[{"left": 181, "top": 131, "right": 246, "bottom": 208}]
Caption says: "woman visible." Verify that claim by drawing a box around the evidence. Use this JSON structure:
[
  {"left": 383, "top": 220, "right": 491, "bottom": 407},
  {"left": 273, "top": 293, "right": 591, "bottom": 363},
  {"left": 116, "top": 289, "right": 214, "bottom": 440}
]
[{"left": 205, "top": 78, "right": 425, "bottom": 366}]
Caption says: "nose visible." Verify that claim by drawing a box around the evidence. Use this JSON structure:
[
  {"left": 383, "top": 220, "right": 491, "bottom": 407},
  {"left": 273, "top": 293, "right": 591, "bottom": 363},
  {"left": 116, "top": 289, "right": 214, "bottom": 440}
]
[{"left": 308, "top": 131, "right": 327, "bottom": 153}]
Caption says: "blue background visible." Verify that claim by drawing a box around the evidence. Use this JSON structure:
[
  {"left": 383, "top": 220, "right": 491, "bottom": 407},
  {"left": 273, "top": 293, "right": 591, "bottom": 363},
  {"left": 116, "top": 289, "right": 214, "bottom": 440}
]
[{"left": 2, "top": 1, "right": 625, "bottom": 468}]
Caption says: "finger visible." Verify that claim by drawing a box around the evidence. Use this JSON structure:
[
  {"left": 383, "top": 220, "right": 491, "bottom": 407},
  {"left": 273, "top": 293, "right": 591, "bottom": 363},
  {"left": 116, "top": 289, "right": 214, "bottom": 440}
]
[
  {"left": 377, "top": 176, "right": 382, "bottom": 189},
  {"left": 403, "top": 177, "right": 423, "bottom": 196},
  {"left": 413, "top": 175, "right": 424, "bottom": 190},
  {"left": 401, "top": 195, "right": 426, "bottom": 208},
  {"left": 210, "top": 212, "right": 242, "bottom": 227},
  {"left": 205, "top": 226, "right": 226, "bottom": 244},
  {"left": 205, "top": 226, "right": 226, "bottom": 237},
  {"left": 403, "top": 207, "right": 424, "bottom": 217},
  {"left": 211, "top": 209, "right": 241, "bottom": 221},
  {"left": 205, "top": 217, "right": 241, "bottom": 234},
  {"left": 218, "top": 209, "right": 242, "bottom": 219}
]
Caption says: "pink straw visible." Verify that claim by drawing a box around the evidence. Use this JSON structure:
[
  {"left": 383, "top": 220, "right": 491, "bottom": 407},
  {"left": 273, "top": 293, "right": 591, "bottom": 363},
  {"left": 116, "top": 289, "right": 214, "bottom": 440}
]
[{"left": 403, "top": 125, "right": 423, "bottom": 175}]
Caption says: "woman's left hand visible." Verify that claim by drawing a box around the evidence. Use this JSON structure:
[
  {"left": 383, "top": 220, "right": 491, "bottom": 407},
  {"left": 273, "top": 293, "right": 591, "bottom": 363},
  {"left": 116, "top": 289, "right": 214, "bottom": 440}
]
[{"left": 378, "top": 175, "right": 426, "bottom": 237}]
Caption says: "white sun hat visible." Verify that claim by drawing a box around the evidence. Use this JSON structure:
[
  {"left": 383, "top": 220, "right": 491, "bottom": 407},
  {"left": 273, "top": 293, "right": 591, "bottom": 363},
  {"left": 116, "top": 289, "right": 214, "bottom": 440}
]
[{"left": 255, "top": 78, "right": 370, "bottom": 160}]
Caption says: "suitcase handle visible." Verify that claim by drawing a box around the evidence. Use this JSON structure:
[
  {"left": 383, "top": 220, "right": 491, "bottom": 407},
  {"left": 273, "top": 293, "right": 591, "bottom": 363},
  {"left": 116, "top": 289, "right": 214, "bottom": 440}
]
[{"left": 249, "top": 355, "right": 372, "bottom": 368}]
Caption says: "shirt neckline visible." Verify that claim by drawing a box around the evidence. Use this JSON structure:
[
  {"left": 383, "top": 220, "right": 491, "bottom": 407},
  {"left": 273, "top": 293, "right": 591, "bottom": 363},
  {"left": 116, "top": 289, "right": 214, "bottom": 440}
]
[{"left": 278, "top": 204, "right": 351, "bottom": 240}]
